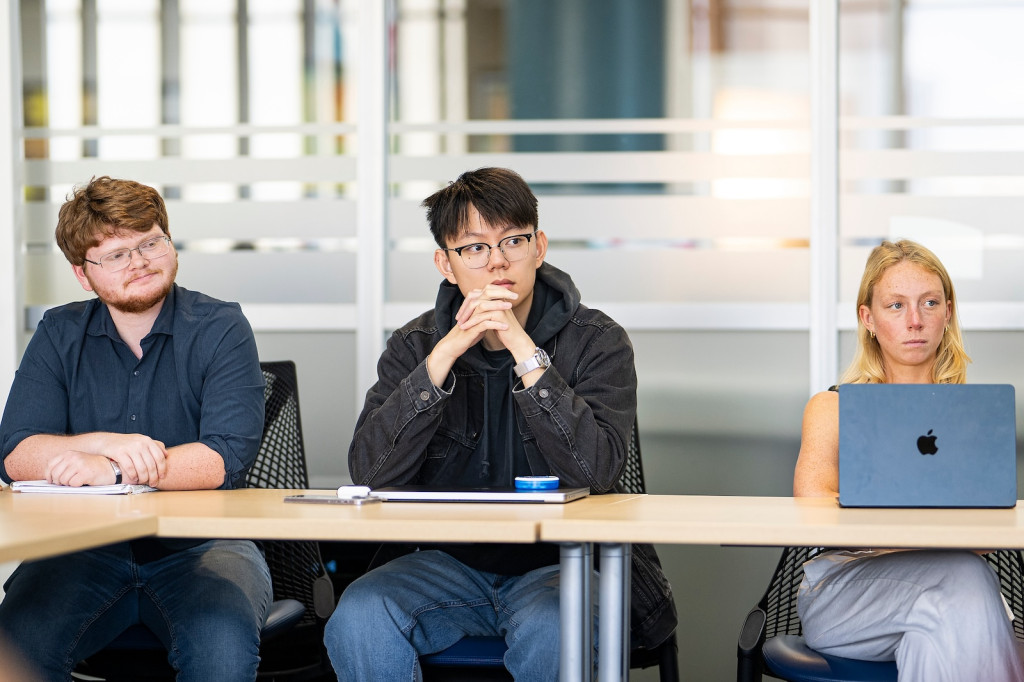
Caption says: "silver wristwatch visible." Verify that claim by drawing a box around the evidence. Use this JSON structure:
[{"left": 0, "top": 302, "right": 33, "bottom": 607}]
[
  {"left": 109, "top": 459, "right": 122, "bottom": 485},
  {"left": 513, "top": 347, "right": 551, "bottom": 377}
]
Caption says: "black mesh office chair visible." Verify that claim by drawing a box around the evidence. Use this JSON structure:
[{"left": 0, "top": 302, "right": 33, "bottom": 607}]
[
  {"left": 246, "top": 360, "right": 336, "bottom": 679},
  {"left": 420, "top": 419, "right": 680, "bottom": 682},
  {"left": 736, "top": 546, "right": 1024, "bottom": 682},
  {"left": 74, "top": 360, "right": 334, "bottom": 681}
]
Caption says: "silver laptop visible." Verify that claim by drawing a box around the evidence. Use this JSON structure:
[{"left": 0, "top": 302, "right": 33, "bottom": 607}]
[
  {"left": 369, "top": 486, "right": 590, "bottom": 504},
  {"left": 838, "top": 384, "right": 1017, "bottom": 508}
]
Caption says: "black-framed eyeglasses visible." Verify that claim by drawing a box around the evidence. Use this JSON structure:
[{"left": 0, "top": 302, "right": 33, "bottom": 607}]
[
  {"left": 443, "top": 232, "right": 537, "bottom": 269},
  {"left": 83, "top": 235, "right": 172, "bottom": 272}
]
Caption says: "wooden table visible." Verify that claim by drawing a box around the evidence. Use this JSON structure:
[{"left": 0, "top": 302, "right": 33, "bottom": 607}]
[
  {"left": 130, "top": 488, "right": 641, "bottom": 682},
  {"left": 540, "top": 494, "right": 1024, "bottom": 682},
  {"left": 1, "top": 486, "right": 637, "bottom": 682},
  {"left": 0, "top": 488, "right": 157, "bottom": 563},
  {"left": 14, "top": 490, "right": 1017, "bottom": 682},
  {"left": 541, "top": 494, "right": 1024, "bottom": 548},
  {"left": 126, "top": 487, "right": 616, "bottom": 543}
]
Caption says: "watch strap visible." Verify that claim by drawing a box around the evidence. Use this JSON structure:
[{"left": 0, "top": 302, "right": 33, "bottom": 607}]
[
  {"left": 109, "top": 459, "right": 122, "bottom": 485},
  {"left": 513, "top": 347, "right": 550, "bottom": 377}
]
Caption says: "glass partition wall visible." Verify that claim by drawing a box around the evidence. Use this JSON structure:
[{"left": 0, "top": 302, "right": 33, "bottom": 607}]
[
  {"left": 13, "top": 0, "right": 1024, "bottom": 458},
  {"left": 7, "top": 1, "right": 1024, "bottom": 677}
]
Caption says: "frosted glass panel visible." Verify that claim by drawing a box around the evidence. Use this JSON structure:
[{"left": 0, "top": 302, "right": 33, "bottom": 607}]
[
  {"left": 631, "top": 330, "right": 809, "bottom": 438},
  {"left": 387, "top": 0, "right": 812, "bottom": 307},
  {"left": 839, "top": 1, "right": 1024, "bottom": 304},
  {"left": 22, "top": 0, "right": 355, "bottom": 309}
]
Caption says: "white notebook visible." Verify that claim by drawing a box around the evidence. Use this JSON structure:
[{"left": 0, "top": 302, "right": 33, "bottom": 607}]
[{"left": 11, "top": 480, "right": 157, "bottom": 495}]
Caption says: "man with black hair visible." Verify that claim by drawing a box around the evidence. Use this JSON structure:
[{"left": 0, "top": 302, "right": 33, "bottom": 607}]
[{"left": 325, "top": 167, "right": 675, "bottom": 681}]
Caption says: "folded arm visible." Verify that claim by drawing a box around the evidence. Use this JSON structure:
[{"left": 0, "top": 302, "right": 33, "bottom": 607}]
[
  {"left": 4, "top": 434, "right": 224, "bottom": 488},
  {"left": 0, "top": 299, "right": 263, "bottom": 490},
  {"left": 511, "top": 322, "right": 636, "bottom": 493}
]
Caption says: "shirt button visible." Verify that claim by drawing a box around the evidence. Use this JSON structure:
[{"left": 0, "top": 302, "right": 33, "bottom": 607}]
[
  {"left": 539, "top": 389, "right": 549, "bottom": 398},
  {"left": 133, "top": 370, "right": 139, "bottom": 376},
  {"left": 419, "top": 391, "right": 430, "bottom": 401},
  {"left": 130, "top": 415, "right": 137, "bottom": 421}
]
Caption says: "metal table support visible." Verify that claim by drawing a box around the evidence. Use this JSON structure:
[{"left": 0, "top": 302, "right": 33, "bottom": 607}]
[{"left": 559, "top": 542, "right": 593, "bottom": 681}]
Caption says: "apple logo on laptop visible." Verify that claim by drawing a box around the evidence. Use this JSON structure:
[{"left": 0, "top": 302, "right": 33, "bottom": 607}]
[{"left": 916, "top": 429, "right": 938, "bottom": 455}]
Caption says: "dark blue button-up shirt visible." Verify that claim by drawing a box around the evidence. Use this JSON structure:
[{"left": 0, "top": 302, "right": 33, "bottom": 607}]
[{"left": 0, "top": 285, "right": 264, "bottom": 488}]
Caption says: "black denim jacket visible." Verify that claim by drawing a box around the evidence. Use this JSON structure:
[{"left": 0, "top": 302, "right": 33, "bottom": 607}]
[{"left": 349, "top": 263, "right": 677, "bottom": 649}]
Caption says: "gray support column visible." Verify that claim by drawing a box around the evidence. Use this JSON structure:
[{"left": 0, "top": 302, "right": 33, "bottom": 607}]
[
  {"left": 82, "top": 0, "right": 97, "bottom": 158},
  {"left": 160, "top": 0, "right": 181, "bottom": 198},
  {"left": 560, "top": 541, "right": 593, "bottom": 682},
  {"left": 236, "top": 0, "right": 250, "bottom": 199},
  {"left": 599, "top": 542, "right": 631, "bottom": 682}
]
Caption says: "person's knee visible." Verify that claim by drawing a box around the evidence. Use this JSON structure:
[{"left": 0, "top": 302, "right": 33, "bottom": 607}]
[
  {"left": 505, "top": 601, "right": 562, "bottom": 680},
  {"left": 169, "top": 623, "right": 261, "bottom": 682},
  {"left": 939, "top": 552, "right": 997, "bottom": 594},
  {"left": 507, "top": 593, "right": 561, "bottom": 656},
  {"left": 515, "top": 596, "right": 560, "bottom": 632},
  {"left": 327, "top": 578, "right": 391, "bottom": 647},
  {"left": 324, "top": 595, "right": 360, "bottom": 649},
  {"left": 947, "top": 553, "right": 1003, "bottom": 603}
]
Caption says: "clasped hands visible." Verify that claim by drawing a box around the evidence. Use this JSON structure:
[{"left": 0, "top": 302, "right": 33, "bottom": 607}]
[
  {"left": 45, "top": 433, "right": 168, "bottom": 487},
  {"left": 427, "top": 284, "right": 537, "bottom": 387}
]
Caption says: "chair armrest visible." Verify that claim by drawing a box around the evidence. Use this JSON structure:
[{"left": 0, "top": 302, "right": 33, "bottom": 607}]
[
  {"left": 313, "top": 573, "right": 337, "bottom": 619},
  {"left": 736, "top": 606, "right": 767, "bottom": 682}
]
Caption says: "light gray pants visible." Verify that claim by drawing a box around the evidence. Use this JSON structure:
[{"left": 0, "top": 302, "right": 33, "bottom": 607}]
[{"left": 798, "top": 549, "right": 1024, "bottom": 682}]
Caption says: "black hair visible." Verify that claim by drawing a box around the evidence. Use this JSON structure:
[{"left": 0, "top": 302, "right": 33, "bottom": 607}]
[{"left": 421, "top": 167, "right": 538, "bottom": 247}]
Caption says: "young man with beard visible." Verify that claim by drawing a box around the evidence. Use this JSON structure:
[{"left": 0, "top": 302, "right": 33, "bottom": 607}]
[
  {"left": 325, "top": 167, "right": 676, "bottom": 681},
  {"left": 0, "top": 176, "right": 271, "bottom": 681}
]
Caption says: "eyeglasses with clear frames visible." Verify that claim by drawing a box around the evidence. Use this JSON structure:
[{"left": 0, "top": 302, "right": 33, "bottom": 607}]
[
  {"left": 444, "top": 232, "right": 537, "bottom": 269},
  {"left": 83, "top": 235, "right": 173, "bottom": 272}
]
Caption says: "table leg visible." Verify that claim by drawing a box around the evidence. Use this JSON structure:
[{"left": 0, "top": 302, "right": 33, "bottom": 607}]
[
  {"left": 599, "top": 543, "right": 631, "bottom": 682},
  {"left": 560, "top": 541, "right": 593, "bottom": 682}
]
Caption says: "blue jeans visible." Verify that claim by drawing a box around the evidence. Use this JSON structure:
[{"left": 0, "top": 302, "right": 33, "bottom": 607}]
[
  {"left": 324, "top": 550, "right": 598, "bottom": 682},
  {"left": 0, "top": 539, "right": 272, "bottom": 682}
]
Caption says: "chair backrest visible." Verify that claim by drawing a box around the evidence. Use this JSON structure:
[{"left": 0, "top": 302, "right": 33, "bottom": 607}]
[
  {"left": 756, "top": 546, "right": 825, "bottom": 639},
  {"left": 247, "top": 360, "right": 309, "bottom": 489},
  {"left": 247, "top": 361, "right": 334, "bottom": 625},
  {"left": 984, "top": 550, "right": 1024, "bottom": 639},
  {"left": 618, "top": 419, "right": 646, "bottom": 495},
  {"left": 757, "top": 546, "right": 1024, "bottom": 641}
]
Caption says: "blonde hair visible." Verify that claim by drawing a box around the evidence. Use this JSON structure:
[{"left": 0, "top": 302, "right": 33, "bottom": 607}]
[{"left": 839, "top": 239, "right": 970, "bottom": 385}]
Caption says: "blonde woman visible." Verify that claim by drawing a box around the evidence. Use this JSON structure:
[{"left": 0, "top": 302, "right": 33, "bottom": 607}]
[{"left": 793, "top": 240, "right": 1024, "bottom": 681}]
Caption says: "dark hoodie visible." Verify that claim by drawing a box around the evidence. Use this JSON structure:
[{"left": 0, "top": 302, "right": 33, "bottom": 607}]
[
  {"left": 432, "top": 273, "right": 565, "bottom": 574},
  {"left": 430, "top": 266, "right": 565, "bottom": 488},
  {"left": 349, "top": 262, "right": 677, "bottom": 648}
]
